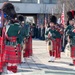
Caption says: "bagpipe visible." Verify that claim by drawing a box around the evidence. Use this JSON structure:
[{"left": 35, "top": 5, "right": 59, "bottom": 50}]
[{"left": 55, "top": 24, "right": 64, "bottom": 35}]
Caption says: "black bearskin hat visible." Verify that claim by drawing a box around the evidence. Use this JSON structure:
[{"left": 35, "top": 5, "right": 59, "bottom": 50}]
[
  {"left": 71, "top": 10, "right": 75, "bottom": 18},
  {"left": 17, "top": 15, "right": 24, "bottom": 22},
  {"left": 50, "top": 15, "right": 57, "bottom": 24},
  {"left": 67, "top": 10, "right": 75, "bottom": 25},
  {"left": 2, "top": 2, "right": 16, "bottom": 19},
  {"left": 67, "top": 11, "right": 74, "bottom": 20}
]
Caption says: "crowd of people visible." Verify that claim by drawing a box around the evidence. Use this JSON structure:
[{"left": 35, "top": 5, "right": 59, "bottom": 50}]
[
  {"left": 31, "top": 23, "right": 45, "bottom": 40},
  {"left": 45, "top": 10, "right": 75, "bottom": 70}
]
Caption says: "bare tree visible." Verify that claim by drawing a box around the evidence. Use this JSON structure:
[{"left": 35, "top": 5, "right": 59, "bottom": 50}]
[{"left": 57, "top": 0, "right": 75, "bottom": 22}]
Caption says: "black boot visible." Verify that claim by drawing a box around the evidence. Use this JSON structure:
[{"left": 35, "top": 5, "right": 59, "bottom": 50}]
[
  {"left": 69, "top": 63, "right": 74, "bottom": 66},
  {"left": 0, "top": 72, "right": 2, "bottom": 75}
]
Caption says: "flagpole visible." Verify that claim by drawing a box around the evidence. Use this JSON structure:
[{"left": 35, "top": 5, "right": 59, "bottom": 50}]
[
  {"left": 52, "top": 8, "right": 54, "bottom": 15},
  {"left": 62, "top": 3, "right": 65, "bottom": 51},
  {"left": 63, "top": 3, "right": 65, "bottom": 23}
]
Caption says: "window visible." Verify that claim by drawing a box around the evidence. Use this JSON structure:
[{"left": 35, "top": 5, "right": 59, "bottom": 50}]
[
  {"left": 40, "top": 0, "right": 57, "bottom": 4},
  {"left": 43, "top": 0, "right": 50, "bottom": 4},
  {"left": 24, "top": 0, "right": 37, "bottom": 3},
  {"left": 51, "top": 0, "right": 57, "bottom": 4},
  {"left": 8, "top": 0, "right": 21, "bottom": 1}
]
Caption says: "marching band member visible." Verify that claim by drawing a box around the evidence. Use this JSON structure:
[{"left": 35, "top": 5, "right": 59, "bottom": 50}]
[
  {"left": 54, "top": 24, "right": 63, "bottom": 58},
  {"left": 2, "top": 2, "right": 21, "bottom": 73},
  {"left": 66, "top": 10, "right": 75, "bottom": 70},
  {"left": 17, "top": 15, "right": 29, "bottom": 62},
  {"left": 68, "top": 22, "right": 75, "bottom": 70},
  {"left": 45, "top": 15, "right": 57, "bottom": 62}
]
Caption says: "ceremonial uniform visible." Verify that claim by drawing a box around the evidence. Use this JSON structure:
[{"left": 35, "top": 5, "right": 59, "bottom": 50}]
[
  {"left": 45, "top": 27, "right": 56, "bottom": 62},
  {"left": 68, "top": 28, "right": 75, "bottom": 67},
  {"left": 45, "top": 15, "right": 62, "bottom": 62},
  {"left": 65, "top": 25, "right": 73, "bottom": 38},
  {"left": 5, "top": 22, "right": 21, "bottom": 73},
  {"left": 66, "top": 10, "right": 75, "bottom": 70},
  {"left": 65, "top": 11, "right": 74, "bottom": 58},
  {"left": 64, "top": 24, "right": 73, "bottom": 56},
  {"left": 54, "top": 26, "right": 62, "bottom": 58},
  {"left": 1, "top": 2, "right": 22, "bottom": 73},
  {"left": 5, "top": 23, "right": 21, "bottom": 63},
  {"left": 64, "top": 11, "right": 74, "bottom": 57},
  {"left": 18, "top": 21, "right": 30, "bottom": 62}
]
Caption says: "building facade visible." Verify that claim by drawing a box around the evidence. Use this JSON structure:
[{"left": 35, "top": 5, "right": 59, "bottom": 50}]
[{"left": 0, "top": 0, "right": 58, "bottom": 26}]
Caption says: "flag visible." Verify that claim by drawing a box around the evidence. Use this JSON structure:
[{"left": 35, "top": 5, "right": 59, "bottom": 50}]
[
  {"left": 61, "top": 3, "right": 65, "bottom": 25},
  {"left": 61, "top": 12, "right": 65, "bottom": 25}
]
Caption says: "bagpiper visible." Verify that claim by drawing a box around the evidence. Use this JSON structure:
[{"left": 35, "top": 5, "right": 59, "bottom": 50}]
[
  {"left": 2, "top": 2, "right": 22, "bottom": 73},
  {"left": 17, "top": 15, "right": 30, "bottom": 62},
  {"left": 54, "top": 24, "right": 63, "bottom": 58},
  {"left": 65, "top": 11, "right": 75, "bottom": 59},
  {"left": 45, "top": 15, "right": 58, "bottom": 62},
  {"left": 66, "top": 10, "right": 75, "bottom": 70},
  {"left": 69, "top": 23, "right": 75, "bottom": 70}
]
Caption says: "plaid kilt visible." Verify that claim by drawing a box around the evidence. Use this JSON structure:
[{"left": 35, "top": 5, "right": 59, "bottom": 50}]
[
  {"left": 71, "top": 46, "right": 75, "bottom": 58},
  {"left": 29, "top": 36, "right": 32, "bottom": 56},
  {"left": 52, "top": 40, "right": 56, "bottom": 56},
  {"left": 52, "top": 40, "right": 56, "bottom": 52},
  {"left": 55, "top": 38, "right": 61, "bottom": 58},
  {"left": 5, "top": 45, "right": 21, "bottom": 64},
  {"left": 0, "top": 36, "right": 6, "bottom": 72}
]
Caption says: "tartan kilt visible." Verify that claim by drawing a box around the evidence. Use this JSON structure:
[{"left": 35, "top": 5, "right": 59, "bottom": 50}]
[
  {"left": 29, "top": 36, "right": 32, "bottom": 56},
  {"left": 0, "top": 37, "right": 6, "bottom": 72},
  {"left": 1, "top": 45, "right": 6, "bottom": 63},
  {"left": 71, "top": 46, "right": 75, "bottom": 58},
  {"left": 51, "top": 40, "right": 56, "bottom": 57},
  {"left": 5, "top": 45, "right": 21, "bottom": 64},
  {"left": 55, "top": 38, "right": 61, "bottom": 58},
  {"left": 52, "top": 40, "right": 56, "bottom": 52}
]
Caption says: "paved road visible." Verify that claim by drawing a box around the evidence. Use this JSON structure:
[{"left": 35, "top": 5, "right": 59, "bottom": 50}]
[{"left": 2, "top": 39, "right": 75, "bottom": 75}]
